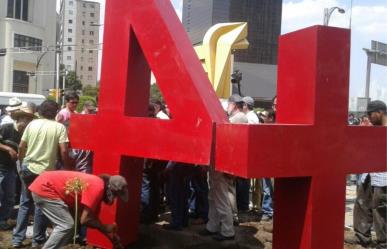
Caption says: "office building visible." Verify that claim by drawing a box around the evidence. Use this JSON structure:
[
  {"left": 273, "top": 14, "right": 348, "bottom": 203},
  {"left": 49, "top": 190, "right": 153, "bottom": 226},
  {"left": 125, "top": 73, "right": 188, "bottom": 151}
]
[{"left": 0, "top": 0, "right": 57, "bottom": 94}]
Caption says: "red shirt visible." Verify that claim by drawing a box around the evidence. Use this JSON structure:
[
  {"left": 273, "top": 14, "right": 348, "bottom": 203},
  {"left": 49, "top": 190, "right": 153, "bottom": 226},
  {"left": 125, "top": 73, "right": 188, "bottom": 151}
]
[{"left": 29, "top": 171, "right": 104, "bottom": 213}]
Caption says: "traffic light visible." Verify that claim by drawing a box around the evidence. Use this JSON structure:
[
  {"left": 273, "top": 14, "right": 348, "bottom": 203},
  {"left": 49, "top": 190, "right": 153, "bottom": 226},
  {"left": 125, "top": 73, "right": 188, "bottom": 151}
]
[
  {"left": 0, "top": 48, "right": 6, "bottom": 57},
  {"left": 49, "top": 89, "right": 57, "bottom": 98}
]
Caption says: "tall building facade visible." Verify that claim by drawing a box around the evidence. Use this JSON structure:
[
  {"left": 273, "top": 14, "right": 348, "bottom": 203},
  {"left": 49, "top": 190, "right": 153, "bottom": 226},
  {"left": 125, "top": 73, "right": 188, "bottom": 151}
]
[
  {"left": 60, "top": 0, "right": 100, "bottom": 87},
  {"left": 0, "top": 0, "right": 57, "bottom": 94},
  {"left": 183, "top": 0, "right": 282, "bottom": 100}
]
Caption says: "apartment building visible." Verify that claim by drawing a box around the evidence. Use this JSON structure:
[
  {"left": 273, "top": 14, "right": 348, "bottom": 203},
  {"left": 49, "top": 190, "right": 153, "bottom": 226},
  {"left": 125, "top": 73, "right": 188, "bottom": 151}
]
[{"left": 60, "top": 0, "right": 100, "bottom": 87}]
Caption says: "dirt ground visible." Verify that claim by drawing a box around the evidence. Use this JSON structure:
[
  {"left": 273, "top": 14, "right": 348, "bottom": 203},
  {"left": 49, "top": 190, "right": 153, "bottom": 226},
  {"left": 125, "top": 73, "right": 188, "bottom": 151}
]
[{"left": 0, "top": 213, "right": 374, "bottom": 249}]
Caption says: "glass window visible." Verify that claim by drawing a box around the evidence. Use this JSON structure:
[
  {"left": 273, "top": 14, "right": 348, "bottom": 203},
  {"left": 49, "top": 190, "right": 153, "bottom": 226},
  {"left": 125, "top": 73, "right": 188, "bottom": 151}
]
[
  {"left": 90, "top": 31, "right": 94, "bottom": 35},
  {"left": 90, "top": 13, "right": 95, "bottom": 17},
  {"left": 68, "top": 19, "right": 73, "bottom": 24},
  {"left": 89, "top": 50, "right": 93, "bottom": 54},
  {"left": 68, "top": 38, "right": 72, "bottom": 42},
  {"left": 88, "top": 66, "right": 93, "bottom": 71},
  {"left": 67, "top": 56, "right": 71, "bottom": 60},
  {"left": 7, "top": 0, "right": 28, "bottom": 21},
  {"left": 69, "top": 10, "right": 73, "bottom": 15},
  {"left": 82, "top": 21, "right": 85, "bottom": 25},
  {"left": 13, "top": 70, "right": 29, "bottom": 93},
  {"left": 69, "top": 1, "right": 73, "bottom": 6},
  {"left": 89, "top": 40, "right": 94, "bottom": 44},
  {"left": 68, "top": 29, "right": 72, "bottom": 33},
  {"left": 14, "top": 34, "right": 42, "bottom": 51},
  {"left": 80, "top": 66, "right": 83, "bottom": 70},
  {"left": 67, "top": 46, "right": 72, "bottom": 51}
]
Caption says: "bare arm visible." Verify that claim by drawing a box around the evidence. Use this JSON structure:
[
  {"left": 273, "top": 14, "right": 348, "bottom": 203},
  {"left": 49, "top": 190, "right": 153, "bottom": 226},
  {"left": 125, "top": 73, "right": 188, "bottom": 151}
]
[
  {"left": 0, "top": 143, "right": 18, "bottom": 161},
  {"left": 80, "top": 207, "right": 123, "bottom": 248},
  {"left": 59, "top": 142, "right": 72, "bottom": 170}
]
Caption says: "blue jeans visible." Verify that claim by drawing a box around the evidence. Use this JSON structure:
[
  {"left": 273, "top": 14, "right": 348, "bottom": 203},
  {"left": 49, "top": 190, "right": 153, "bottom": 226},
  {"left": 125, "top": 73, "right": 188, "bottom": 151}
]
[
  {"left": 236, "top": 177, "right": 251, "bottom": 212},
  {"left": 262, "top": 178, "right": 274, "bottom": 216},
  {"left": 166, "top": 162, "right": 192, "bottom": 228},
  {"left": 0, "top": 169, "right": 16, "bottom": 222},
  {"left": 12, "top": 165, "right": 48, "bottom": 246},
  {"left": 188, "top": 166, "right": 209, "bottom": 221}
]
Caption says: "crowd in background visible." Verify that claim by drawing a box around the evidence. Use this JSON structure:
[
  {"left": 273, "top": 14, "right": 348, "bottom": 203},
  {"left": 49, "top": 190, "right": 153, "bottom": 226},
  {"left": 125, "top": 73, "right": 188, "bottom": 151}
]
[{"left": 0, "top": 92, "right": 386, "bottom": 248}]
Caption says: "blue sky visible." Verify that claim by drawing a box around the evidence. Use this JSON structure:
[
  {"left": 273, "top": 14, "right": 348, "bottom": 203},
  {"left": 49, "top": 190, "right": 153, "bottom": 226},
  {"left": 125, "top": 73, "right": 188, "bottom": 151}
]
[{"left": 92, "top": 0, "right": 386, "bottom": 104}]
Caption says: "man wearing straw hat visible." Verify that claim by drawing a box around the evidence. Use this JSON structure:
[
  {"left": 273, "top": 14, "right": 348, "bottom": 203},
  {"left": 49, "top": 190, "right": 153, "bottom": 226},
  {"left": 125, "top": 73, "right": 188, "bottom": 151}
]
[
  {"left": 0, "top": 104, "right": 35, "bottom": 230},
  {"left": 0, "top": 97, "right": 24, "bottom": 126}
]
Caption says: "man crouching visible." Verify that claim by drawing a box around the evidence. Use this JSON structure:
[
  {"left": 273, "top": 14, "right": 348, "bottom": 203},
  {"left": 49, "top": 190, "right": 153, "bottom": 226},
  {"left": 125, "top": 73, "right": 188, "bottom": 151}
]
[{"left": 29, "top": 171, "right": 128, "bottom": 249}]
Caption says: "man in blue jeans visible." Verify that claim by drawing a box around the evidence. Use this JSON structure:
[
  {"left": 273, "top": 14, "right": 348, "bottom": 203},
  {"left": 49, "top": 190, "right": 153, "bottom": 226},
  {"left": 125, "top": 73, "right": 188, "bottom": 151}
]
[
  {"left": 13, "top": 100, "right": 71, "bottom": 248},
  {"left": 0, "top": 105, "right": 35, "bottom": 230}
]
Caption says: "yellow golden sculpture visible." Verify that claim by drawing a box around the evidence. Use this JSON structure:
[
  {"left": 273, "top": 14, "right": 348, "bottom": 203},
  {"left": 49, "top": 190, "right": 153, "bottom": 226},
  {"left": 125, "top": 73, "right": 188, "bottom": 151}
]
[{"left": 194, "top": 22, "right": 249, "bottom": 98}]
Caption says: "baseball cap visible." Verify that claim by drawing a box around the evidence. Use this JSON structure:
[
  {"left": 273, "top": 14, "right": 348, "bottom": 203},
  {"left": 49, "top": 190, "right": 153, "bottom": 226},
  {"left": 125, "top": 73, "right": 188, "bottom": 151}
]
[
  {"left": 228, "top": 94, "right": 243, "bottom": 103},
  {"left": 242, "top": 96, "right": 254, "bottom": 106},
  {"left": 367, "top": 100, "right": 386, "bottom": 114},
  {"left": 108, "top": 175, "right": 129, "bottom": 202}
]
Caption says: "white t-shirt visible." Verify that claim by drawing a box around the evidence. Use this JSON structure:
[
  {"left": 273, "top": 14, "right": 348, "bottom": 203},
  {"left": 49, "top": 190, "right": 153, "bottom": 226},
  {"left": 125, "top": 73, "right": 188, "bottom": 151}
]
[
  {"left": 156, "top": 111, "right": 169, "bottom": 120},
  {"left": 246, "top": 111, "right": 259, "bottom": 124}
]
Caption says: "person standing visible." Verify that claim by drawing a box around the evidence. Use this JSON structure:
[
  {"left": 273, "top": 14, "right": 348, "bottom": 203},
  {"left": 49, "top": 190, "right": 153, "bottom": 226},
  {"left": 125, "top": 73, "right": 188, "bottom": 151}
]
[
  {"left": 200, "top": 94, "right": 247, "bottom": 241},
  {"left": 13, "top": 100, "right": 71, "bottom": 248},
  {"left": 56, "top": 92, "right": 79, "bottom": 123},
  {"left": 346, "top": 100, "right": 387, "bottom": 249},
  {"left": 0, "top": 105, "right": 35, "bottom": 230}
]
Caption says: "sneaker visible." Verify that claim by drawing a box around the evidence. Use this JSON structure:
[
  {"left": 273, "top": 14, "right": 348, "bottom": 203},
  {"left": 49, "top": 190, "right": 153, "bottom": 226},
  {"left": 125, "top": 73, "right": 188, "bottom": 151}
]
[
  {"left": 198, "top": 229, "right": 217, "bottom": 236},
  {"left": 212, "top": 234, "right": 235, "bottom": 241}
]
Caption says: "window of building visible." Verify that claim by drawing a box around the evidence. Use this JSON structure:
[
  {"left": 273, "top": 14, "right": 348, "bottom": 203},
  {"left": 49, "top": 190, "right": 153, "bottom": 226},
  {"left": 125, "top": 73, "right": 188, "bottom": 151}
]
[
  {"left": 90, "top": 3, "right": 95, "bottom": 8},
  {"left": 88, "top": 66, "right": 93, "bottom": 71},
  {"left": 13, "top": 70, "right": 29, "bottom": 93},
  {"left": 69, "top": 1, "right": 73, "bottom": 6},
  {"left": 88, "top": 57, "right": 93, "bottom": 62},
  {"left": 89, "top": 50, "right": 93, "bottom": 54},
  {"left": 7, "top": 0, "right": 29, "bottom": 21},
  {"left": 80, "top": 66, "right": 83, "bottom": 70},
  {"left": 68, "top": 38, "right": 72, "bottom": 42},
  {"left": 68, "top": 28, "right": 72, "bottom": 33},
  {"left": 68, "top": 19, "right": 73, "bottom": 24},
  {"left": 89, "top": 40, "right": 94, "bottom": 44},
  {"left": 89, "top": 31, "right": 94, "bottom": 35},
  {"left": 82, "top": 39, "right": 84, "bottom": 44},
  {"left": 69, "top": 10, "right": 73, "bottom": 15},
  {"left": 90, "top": 13, "right": 95, "bottom": 17},
  {"left": 82, "top": 21, "right": 85, "bottom": 26},
  {"left": 82, "top": 30, "right": 85, "bottom": 35},
  {"left": 67, "top": 46, "right": 72, "bottom": 51},
  {"left": 67, "top": 65, "right": 71, "bottom": 70},
  {"left": 67, "top": 56, "right": 71, "bottom": 60},
  {"left": 87, "top": 75, "right": 92, "bottom": 80},
  {"left": 83, "top": 3, "right": 86, "bottom": 7},
  {"left": 14, "top": 34, "right": 42, "bottom": 51},
  {"left": 82, "top": 11, "right": 86, "bottom": 17}
]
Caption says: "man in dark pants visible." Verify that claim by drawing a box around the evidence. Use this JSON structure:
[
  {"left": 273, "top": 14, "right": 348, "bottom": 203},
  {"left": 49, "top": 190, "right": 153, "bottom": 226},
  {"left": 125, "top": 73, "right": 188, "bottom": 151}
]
[{"left": 346, "top": 100, "right": 386, "bottom": 249}]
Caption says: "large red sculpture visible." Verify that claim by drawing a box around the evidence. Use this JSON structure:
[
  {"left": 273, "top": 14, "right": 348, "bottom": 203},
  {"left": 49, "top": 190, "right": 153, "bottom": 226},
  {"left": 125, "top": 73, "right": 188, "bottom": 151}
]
[{"left": 70, "top": 0, "right": 387, "bottom": 249}]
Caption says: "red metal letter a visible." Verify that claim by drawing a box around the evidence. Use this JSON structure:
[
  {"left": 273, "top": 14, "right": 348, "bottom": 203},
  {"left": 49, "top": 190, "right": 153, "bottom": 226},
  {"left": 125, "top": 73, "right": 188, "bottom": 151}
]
[{"left": 69, "top": 0, "right": 226, "bottom": 248}]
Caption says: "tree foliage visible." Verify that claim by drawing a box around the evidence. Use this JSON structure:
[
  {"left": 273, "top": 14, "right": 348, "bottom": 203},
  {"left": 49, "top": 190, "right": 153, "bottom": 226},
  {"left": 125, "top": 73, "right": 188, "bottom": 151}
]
[
  {"left": 82, "top": 85, "right": 99, "bottom": 97},
  {"left": 150, "top": 83, "right": 163, "bottom": 102}
]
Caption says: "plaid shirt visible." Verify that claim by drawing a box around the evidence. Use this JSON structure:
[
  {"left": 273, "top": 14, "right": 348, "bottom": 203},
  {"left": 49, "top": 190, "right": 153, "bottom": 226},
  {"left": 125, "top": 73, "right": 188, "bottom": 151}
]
[{"left": 360, "top": 172, "right": 387, "bottom": 187}]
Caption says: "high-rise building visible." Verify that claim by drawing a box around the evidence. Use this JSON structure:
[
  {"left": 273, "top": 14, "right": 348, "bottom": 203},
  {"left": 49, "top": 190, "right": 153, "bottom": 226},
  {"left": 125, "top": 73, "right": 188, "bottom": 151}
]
[
  {"left": 0, "top": 0, "right": 57, "bottom": 94},
  {"left": 60, "top": 0, "right": 100, "bottom": 87},
  {"left": 183, "top": 0, "right": 282, "bottom": 100}
]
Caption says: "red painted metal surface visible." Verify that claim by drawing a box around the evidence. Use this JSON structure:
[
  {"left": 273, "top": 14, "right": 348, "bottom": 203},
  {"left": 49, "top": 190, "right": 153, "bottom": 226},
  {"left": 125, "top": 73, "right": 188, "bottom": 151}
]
[
  {"left": 215, "top": 26, "right": 387, "bottom": 249},
  {"left": 69, "top": 0, "right": 226, "bottom": 247},
  {"left": 69, "top": 0, "right": 387, "bottom": 248}
]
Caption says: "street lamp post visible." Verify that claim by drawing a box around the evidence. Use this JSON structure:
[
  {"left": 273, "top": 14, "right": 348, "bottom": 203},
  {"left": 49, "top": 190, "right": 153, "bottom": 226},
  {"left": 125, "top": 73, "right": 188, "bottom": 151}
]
[{"left": 323, "top": 7, "right": 345, "bottom": 26}]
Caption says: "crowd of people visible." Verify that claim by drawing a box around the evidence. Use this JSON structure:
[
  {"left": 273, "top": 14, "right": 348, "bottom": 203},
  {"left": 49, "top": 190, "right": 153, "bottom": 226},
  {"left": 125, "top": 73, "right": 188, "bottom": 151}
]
[{"left": 0, "top": 92, "right": 386, "bottom": 249}]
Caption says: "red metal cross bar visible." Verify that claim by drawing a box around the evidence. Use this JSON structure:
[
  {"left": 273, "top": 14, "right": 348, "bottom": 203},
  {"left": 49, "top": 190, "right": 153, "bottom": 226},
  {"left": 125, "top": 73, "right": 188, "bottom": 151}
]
[
  {"left": 215, "top": 26, "right": 387, "bottom": 249},
  {"left": 70, "top": 0, "right": 226, "bottom": 247}
]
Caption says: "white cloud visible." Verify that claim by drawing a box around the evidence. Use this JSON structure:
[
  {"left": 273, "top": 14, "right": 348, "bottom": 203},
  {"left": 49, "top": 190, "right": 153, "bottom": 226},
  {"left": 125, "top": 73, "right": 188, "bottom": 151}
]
[{"left": 282, "top": 0, "right": 387, "bottom": 103}]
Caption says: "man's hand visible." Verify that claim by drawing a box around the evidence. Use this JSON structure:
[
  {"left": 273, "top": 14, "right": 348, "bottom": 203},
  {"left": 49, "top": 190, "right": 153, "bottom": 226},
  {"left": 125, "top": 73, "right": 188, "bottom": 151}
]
[
  {"left": 104, "top": 224, "right": 124, "bottom": 249},
  {"left": 8, "top": 148, "right": 18, "bottom": 161}
]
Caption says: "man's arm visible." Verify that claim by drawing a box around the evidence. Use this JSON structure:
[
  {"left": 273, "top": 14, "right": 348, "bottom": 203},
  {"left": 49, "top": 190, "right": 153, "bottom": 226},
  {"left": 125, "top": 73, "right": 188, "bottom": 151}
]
[
  {"left": 58, "top": 142, "right": 72, "bottom": 170},
  {"left": 18, "top": 140, "right": 27, "bottom": 163},
  {"left": 80, "top": 207, "right": 123, "bottom": 248},
  {"left": 0, "top": 143, "right": 18, "bottom": 161}
]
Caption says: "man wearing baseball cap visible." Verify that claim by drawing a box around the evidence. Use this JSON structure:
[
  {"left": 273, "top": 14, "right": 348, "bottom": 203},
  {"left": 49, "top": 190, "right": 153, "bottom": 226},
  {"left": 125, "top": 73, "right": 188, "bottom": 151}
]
[
  {"left": 29, "top": 171, "right": 129, "bottom": 249},
  {"left": 347, "top": 100, "right": 386, "bottom": 249}
]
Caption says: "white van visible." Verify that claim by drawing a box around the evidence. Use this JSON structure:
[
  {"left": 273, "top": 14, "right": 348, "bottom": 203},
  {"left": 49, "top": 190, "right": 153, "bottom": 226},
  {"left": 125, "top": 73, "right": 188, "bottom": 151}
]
[{"left": 0, "top": 92, "right": 46, "bottom": 107}]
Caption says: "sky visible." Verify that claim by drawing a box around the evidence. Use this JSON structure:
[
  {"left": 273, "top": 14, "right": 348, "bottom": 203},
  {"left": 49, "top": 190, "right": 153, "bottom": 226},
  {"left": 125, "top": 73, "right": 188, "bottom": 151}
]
[{"left": 63, "top": 0, "right": 387, "bottom": 104}]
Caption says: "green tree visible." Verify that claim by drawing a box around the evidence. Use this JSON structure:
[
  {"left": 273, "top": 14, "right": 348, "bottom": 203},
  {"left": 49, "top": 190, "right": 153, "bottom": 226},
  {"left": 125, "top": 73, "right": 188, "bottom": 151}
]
[
  {"left": 82, "top": 85, "right": 99, "bottom": 97},
  {"left": 63, "top": 71, "right": 82, "bottom": 91},
  {"left": 150, "top": 83, "right": 163, "bottom": 102},
  {"left": 76, "top": 96, "right": 96, "bottom": 113}
]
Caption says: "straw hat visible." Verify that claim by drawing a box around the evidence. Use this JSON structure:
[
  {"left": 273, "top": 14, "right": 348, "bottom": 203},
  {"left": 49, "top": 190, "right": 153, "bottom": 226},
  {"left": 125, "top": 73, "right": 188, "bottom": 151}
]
[
  {"left": 5, "top": 97, "right": 23, "bottom": 112},
  {"left": 11, "top": 103, "right": 36, "bottom": 120}
]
